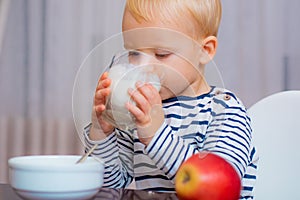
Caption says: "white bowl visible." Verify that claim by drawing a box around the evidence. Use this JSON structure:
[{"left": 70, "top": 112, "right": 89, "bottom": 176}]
[{"left": 8, "top": 155, "right": 104, "bottom": 200}]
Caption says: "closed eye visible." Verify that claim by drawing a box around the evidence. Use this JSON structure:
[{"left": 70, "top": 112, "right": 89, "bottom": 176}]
[
  {"left": 155, "top": 50, "right": 172, "bottom": 59},
  {"left": 128, "top": 50, "right": 141, "bottom": 57},
  {"left": 156, "top": 53, "right": 171, "bottom": 59}
]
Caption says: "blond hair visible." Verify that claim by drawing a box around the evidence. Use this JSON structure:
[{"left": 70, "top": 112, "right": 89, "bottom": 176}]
[{"left": 125, "top": 0, "right": 222, "bottom": 39}]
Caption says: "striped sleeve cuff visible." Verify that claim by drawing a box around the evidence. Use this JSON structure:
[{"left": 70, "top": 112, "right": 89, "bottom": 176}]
[
  {"left": 144, "top": 122, "right": 192, "bottom": 179},
  {"left": 83, "top": 123, "right": 118, "bottom": 162},
  {"left": 83, "top": 124, "right": 133, "bottom": 188},
  {"left": 144, "top": 122, "right": 172, "bottom": 155}
]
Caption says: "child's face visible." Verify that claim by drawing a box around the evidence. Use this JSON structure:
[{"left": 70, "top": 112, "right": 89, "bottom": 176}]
[{"left": 122, "top": 9, "right": 211, "bottom": 100}]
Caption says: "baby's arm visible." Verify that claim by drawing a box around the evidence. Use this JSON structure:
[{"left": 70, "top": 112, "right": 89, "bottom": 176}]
[
  {"left": 90, "top": 72, "right": 115, "bottom": 140},
  {"left": 83, "top": 72, "right": 134, "bottom": 187},
  {"left": 84, "top": 124, "right": 134, "bottom": 187},
  {"left": 143, "top": 94, "right": 251, "bottom": 183},
  {"left": 126, "top": 82, "right": 164, "bottom": 145},
  {"left": 142, "top": 122, "right": 194, "bottom": 182},
  {"left": 201, "top": 97, "right": 252, "bottom": 178}
]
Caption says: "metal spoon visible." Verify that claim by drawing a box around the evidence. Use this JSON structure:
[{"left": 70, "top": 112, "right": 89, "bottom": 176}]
[{"left": 76, "top": 144, "right": 98, "bottom": 164}]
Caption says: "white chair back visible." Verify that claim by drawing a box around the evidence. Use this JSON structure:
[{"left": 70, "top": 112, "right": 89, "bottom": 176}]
[{"left": 248, "top": 90, "right": 300, "bottom": 199}]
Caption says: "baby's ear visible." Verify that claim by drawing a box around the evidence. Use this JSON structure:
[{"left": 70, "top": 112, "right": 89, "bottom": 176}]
[{"left": 199, "top": 36, "right": 218, "bottom": 65}]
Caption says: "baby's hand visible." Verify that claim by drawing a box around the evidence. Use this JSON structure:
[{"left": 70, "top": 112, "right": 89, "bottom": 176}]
[
  {"left": 91, "top": 72, "right": 114, "bottom": 138},
  {"left": 126, "top": 81, "right": 164, "bottom": 145}
]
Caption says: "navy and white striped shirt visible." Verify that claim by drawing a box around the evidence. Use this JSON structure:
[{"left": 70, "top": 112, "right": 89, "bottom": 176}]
[{"left": 84, "top": 87, "right": 258, "bottom": 199}]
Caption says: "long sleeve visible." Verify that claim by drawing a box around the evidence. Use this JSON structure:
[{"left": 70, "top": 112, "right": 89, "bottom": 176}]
[
  {"left": 84, "top": 124, "right": 134, "bottom": 187},
  {"left": 202, "top": 98, "right": 252, "bottom": 178},
  {"left": 83, "top": 87, "right": 258, "bottom": 199},
  {"left": 143, "top": 91, "right": 255, "bottom": 197},
  {"left": 144, "top": 122, "right": 195, "bottom": 182}
]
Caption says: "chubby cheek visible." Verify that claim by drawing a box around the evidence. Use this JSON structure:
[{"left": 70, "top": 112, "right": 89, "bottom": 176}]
[
  {"left": 159, "top": 75, "right": 190, "bottom": 99},
  {"left": 157, "top": 57, "right": 201, "bottom": 98},
  {"left": 160, "top": 66, "right": 199, "bottom": 99},
  {"left": 159, "top": 87, "right": 175, "bottom": 100}
]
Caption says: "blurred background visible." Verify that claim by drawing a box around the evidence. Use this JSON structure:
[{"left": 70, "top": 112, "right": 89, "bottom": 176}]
[{"left": 0, "top": 0, "right": 299, "bottom": 183}]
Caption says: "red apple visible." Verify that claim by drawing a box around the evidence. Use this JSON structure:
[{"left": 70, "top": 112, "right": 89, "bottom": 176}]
[{"left": 175, "top": 152, "right": 241, "bottom": 200}]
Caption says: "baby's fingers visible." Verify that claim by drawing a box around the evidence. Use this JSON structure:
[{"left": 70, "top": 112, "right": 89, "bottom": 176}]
[
  {"left": 94, "top": 72, "right": 112, "bottom": 105},
  {"left": 95, "top": 87, "right": 110, "bottom": 101},
  {"left": 136, "top": 82, "right": 161, "bottom": 105},
  {"left": 94, "top": 88, "right": 111, "bottom": 112},
  {"left": 96, "top": 72, "right": 111, "bottom": 90},
  {"left": 125, "top": 101, "right": 150, "bottom": 126},
  {"left": 128, "top": 87, "right": 150, "bottom": 114},
  {"left": 94, "top": 104, "right": 106, "bottom": 113}
]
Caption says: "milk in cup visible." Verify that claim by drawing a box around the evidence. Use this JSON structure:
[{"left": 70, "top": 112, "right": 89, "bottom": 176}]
[{"left": 102, "top": 63, "right": 161, "bottom": 130}]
